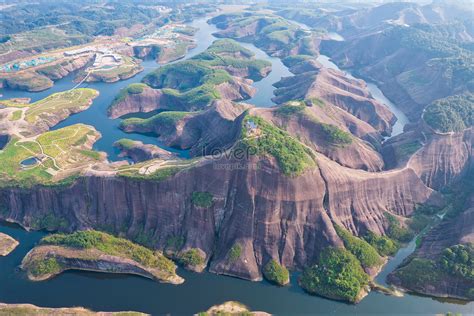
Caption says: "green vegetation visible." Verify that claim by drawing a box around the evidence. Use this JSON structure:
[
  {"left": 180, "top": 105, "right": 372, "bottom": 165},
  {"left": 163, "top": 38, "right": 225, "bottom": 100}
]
[
  {"left": 191, "top": 191, "right": 214, "bottom": 208},
  {"left": 1, "top": 1, "right": 165, "bottom": 40},
  {"left": 263, "top": 260, "right": 289, "bottom": 285},
  {"left": 320, "top": 123, "right": 352, "bottom": 146},
  {"left": 394, "top": 141, "right": 422, "bottom": 161},
  {"left": 41, "top": 230, "right": 175, "bottom": 272},
  {"left": 275, "top": 103, "right": 306, "bottom": 118},
  {"left": 114, "top": 138, "right": 137, "bottom": 150},
  {"left": 228, "top": 243, "right": 242, "bottom": 262},
  {"left": 385, "top": 213, "right": 414, "bottom": 243},
  {"left": 282, "top": 55, "right": 313, "bottom": 68},
  {"left": 31, "top": 213, "right": 69, "bottom": 231},
  {"left": 179, "top": 248, "right": 205, "bottom": 267},
  {"left": 27, "top": 257, "right": 62, "bottom": 278},
  {"left": 112, "top": 83, "right": 148, "bottom": 105},
  {"left": 205, "top": 38, "right": 254, "bottom": 58},
  {"left": 0, "top": 27, "right": 88, "bottom": 56},
  {"left": 119, "top": 166, "right": 183, "bottom": 182},
  {"left": 440, "top": 244, "right": 474, "bottom": 280},
  {"left": 299, "top": 247, "right": 369, "bottom": 303},
  {"left": 166, "top": 236, "right": 185, "bottom": 250},
  {"left": 24, "top": 88, "right": 98, "bottom": 124},
  {"left": 308, "top": 98, "right": 326, "bottom": 108},
  {"left": 334, "top": 225, "right": 383, "bottom": 268},
  {"left": 120, "top": 111, "right": 190, "bottom": 133},
  {"left": 10, "top": 110, "right": 22, "bottom": 121},
  {"left": 423, "top": 94, "right": 473, "bottom": 133},
  {"left": 363, "top": 231, "right": 399, "bottom": 257},
  {"left": 136, "top": 39, "right": 270, "bottom": 112},
  {"left": 0, "top": 124, "right": 101, "bottom": 188},
  {"left": 210, "top": 13, "right": 315, "bottom": 56},
  {"left": 241, "top": 116, "right": 315, "bottom": 176},
  {"left": 392, "top": 258, "right": 441, "bottom": 289}
]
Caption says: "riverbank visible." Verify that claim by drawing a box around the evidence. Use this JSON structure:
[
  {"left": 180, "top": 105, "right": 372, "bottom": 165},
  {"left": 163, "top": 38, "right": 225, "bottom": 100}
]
[
  {"left": 0, "top": 221, "right": 472, "bottom": 314},
  {"left": 0, "top": 303, "right": 147, "bottom": 316},
  {"left": 21, "top": 231, "right": 183, "bottom": 285}
]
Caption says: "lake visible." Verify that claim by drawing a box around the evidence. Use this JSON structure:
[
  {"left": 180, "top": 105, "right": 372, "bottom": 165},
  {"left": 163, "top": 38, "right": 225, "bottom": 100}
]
[{"left": 0, "top": 16, "right": 472, "bottom": 315}]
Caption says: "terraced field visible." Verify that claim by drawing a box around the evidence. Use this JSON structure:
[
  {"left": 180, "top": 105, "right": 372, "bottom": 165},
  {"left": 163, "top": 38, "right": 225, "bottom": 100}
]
[
  {"left": 0, "top": 124, "right": 104, "bottom": 187},
  {"left": 24, "top": 88, "right": 98, "bottom": 123}
]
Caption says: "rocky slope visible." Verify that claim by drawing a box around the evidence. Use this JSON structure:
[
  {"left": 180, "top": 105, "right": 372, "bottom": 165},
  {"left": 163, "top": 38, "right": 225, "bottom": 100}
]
[
  {"left": 0, "top": 147, "right": 439, "bottom": 283},
  {"left": 320, "top": 25, "right": 474, "bottom": 120},
  {"left": 0, "top": 232, "right": 18, "bottom": 256},
  {"left": 388, "top": 188, "right": 474, "bottom": 301},
  {"left": 273, "top": 58, "right": 396, "bottom": 136},
  {"left": 114, "top": 139, "right": 176, "bottom": 163},
  {"left": 253, "top": 104, "right": 385, "bottom": 172},
  {"left": 120, "top": 100, "right": 249, "bottom": 157},
  {"left": 21, "top": 244, "right": 183, "bottom": 284},
  {"left": 407, "top": 127, "right": 473, "bottom": 190},
  {"left": 0, "top": 55, "right": 94, "bottom": 92}
]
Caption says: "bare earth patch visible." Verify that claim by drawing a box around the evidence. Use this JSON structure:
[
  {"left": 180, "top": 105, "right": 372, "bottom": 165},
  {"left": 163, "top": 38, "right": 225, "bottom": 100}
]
[{"left": 0, "top": 232, "right": 18, "bottom": 256}]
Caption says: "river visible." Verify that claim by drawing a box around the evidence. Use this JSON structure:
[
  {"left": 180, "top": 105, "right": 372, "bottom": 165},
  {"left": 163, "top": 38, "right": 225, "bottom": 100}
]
[{"left": 0, "top": 16, "right": 472, "bottom": 315}]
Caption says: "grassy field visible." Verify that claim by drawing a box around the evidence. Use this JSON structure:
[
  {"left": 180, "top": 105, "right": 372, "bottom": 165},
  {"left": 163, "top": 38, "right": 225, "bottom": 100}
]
[
  {"left": 24, "top": 88, "right": 98, "bottom": 124},
  {"left": 9, "top": 110, "right": 22, "bottom": 121},
  {"left": 0, "top": 124, "right": 103, "bottom": 187}
]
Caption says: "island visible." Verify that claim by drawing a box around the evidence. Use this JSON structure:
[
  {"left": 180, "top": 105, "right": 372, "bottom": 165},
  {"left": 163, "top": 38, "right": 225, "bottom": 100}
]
[
  {"left": 21, "top": 230, "right": 183, "bottom": 284},
  {"left": 0, "top": 303, "right": 147, "bottom": 315},
  {"left": 198, "top": 301, "right": 270, "bottom": 316},
  {"left": 0, "top": 0, "right": 472, "bottom": 310}
]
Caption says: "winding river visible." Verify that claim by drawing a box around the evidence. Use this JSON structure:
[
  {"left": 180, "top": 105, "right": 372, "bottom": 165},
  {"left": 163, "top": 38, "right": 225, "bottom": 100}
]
[{"left": 0, "top": 16, "right": 472, "bottom": 315}]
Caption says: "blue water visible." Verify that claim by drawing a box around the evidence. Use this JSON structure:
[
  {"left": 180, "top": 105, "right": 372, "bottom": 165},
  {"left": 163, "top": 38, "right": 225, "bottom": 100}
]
[
  {"left": 0, "top": 16, "right": 472, "bottom": 316},
  {"left": 20, "top": 157, "right": 38, "bottom": 167},
  {"left": 0, "top": 61, "right": 187, "bottom": 161},
  {"left": 0, "top": 221, "right": 472, "bottom": 315},
  {"left": 0, "top": 18, "right": 284, "bottom": 161}
]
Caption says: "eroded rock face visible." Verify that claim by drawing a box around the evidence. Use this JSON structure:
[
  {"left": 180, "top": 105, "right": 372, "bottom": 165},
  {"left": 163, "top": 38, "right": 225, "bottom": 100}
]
[
  {"left": 320, "top": 28, "right": 473, "bottom": 121},
  {"left": 0, "top": 152, "right": 438, "bottom": 281},
  {"left": 273, "top": 59, "right": 396, "bottom": 136},
  {"left": 1, "top": 55, "right": 94, "bottom": 92},
  {"left": 254, "top": 107, "right": 385, "bottom": 171},
  {"left": 408, "top": 128, "right": 473, "bottom": 190},
  {"left": 21, "top": 245, "right": 183, "bottom": 284},
  {"left": 108, "top": 87, "right": 166, "bottom": 119},
  {"left": 114, "top": 140, "right": 176, "bottom": 163},
  {"left": 388, "top": 192, "right": 474, "bottom": 300},
  {"left": 121, "top": 100, "right": 249, "bottom": 157},
  {"left": 108, "top": 80, "right": 256, "bottom": 120}
]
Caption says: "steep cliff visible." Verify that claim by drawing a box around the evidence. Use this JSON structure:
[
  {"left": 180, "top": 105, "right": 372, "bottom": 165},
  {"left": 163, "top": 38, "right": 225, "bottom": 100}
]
[
  {"left": 0, "top": 55, "right": 94, "bottom": 92},
  {"left": 0, "top": 148, "right": 439, "bottom": 283},
  {"left": 114, "top": 139, "right": 176, "bottom": 163},
  {"left": 120, "top": 100, "right": 248, "bottom": 156},
  {"left": 388, "top": 184, "right": 474, "bottom": 301},
  {"left": 273, "top": 59, "right": 396, "bottom": 136},
  {"left": 407, "top": 127, "right": 473, "bottom": 190},
  {"left": 320, "top": 25, "right": 474, "bottom": 120},
  {"left": 253, "top": 104, "right": 385, "bottom": 171}
]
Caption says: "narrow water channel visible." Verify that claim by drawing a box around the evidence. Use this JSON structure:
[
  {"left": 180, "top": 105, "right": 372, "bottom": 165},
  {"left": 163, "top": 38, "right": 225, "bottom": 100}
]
[
  {"left": 0, "top": 221, "right": 471, "bottom": 315},
  {"left": 0, "top": 16, "right": 472, "bottom": 315}
]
